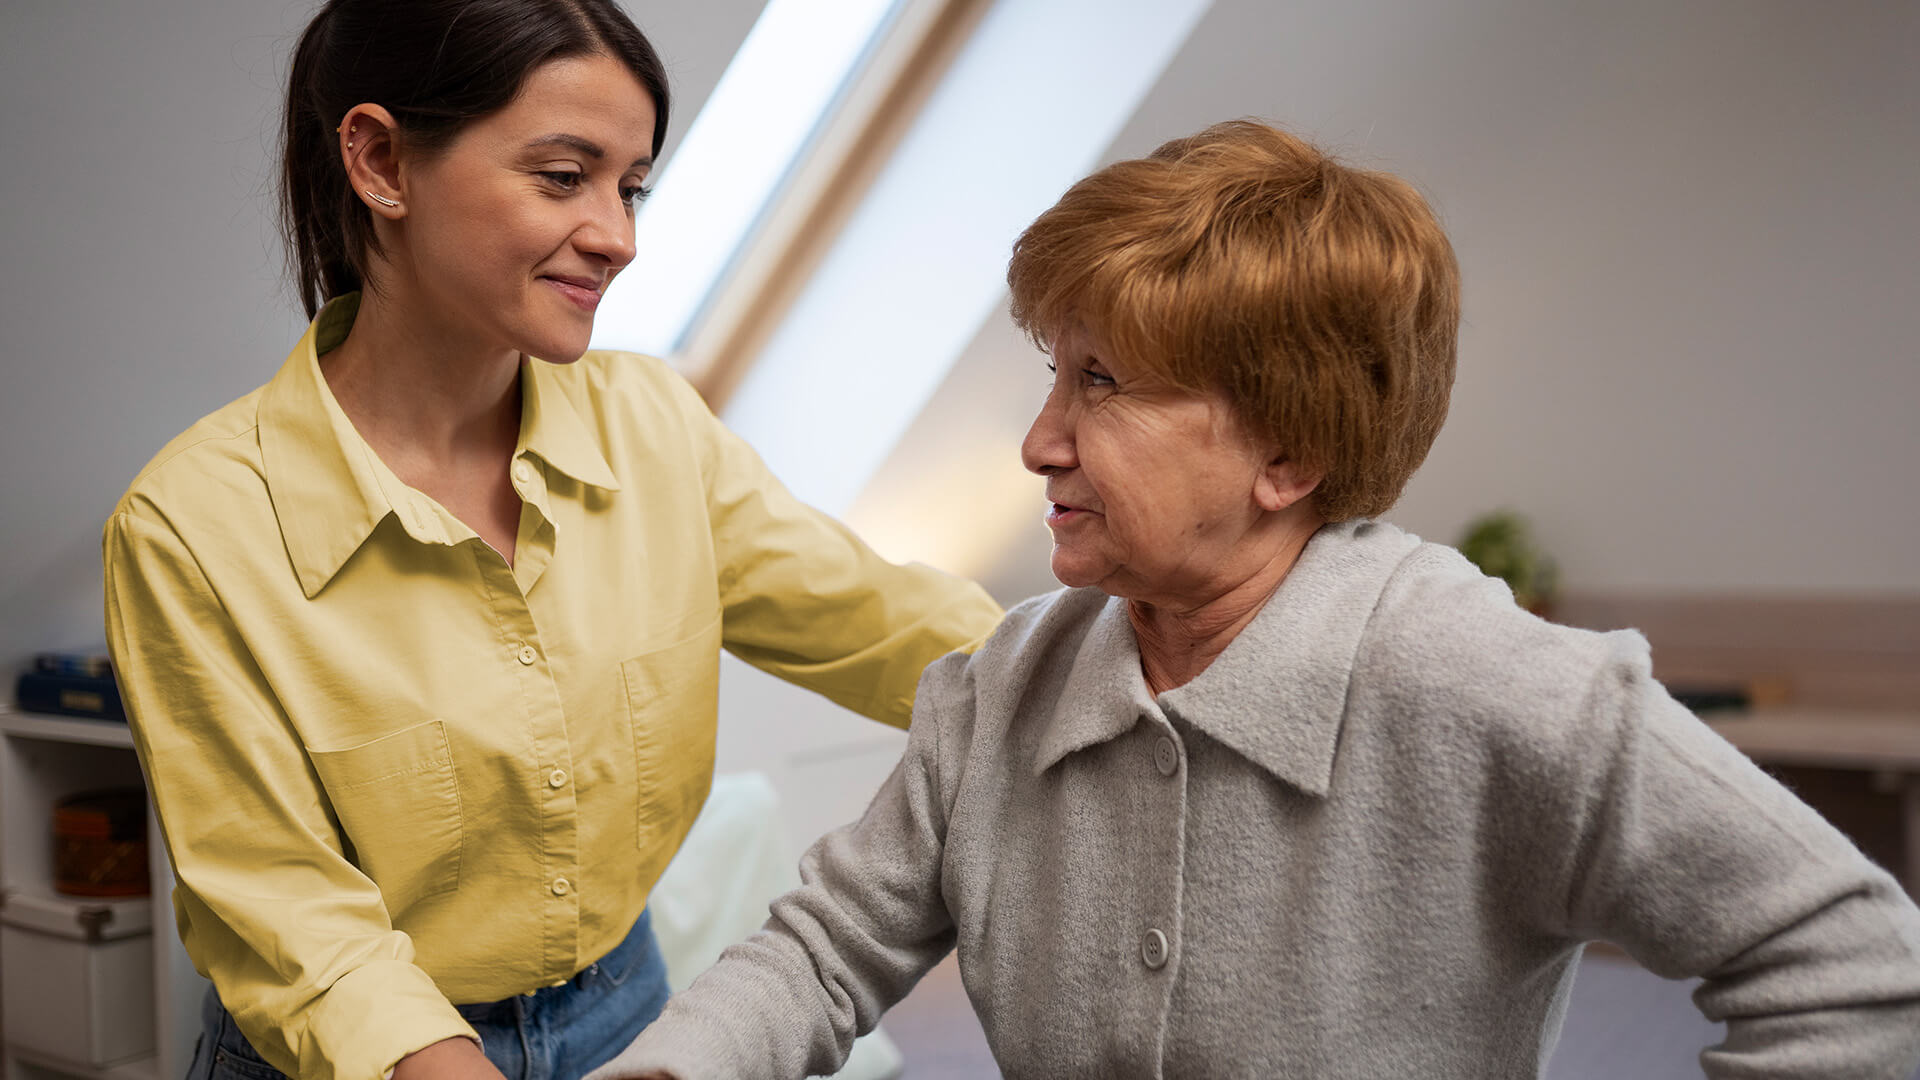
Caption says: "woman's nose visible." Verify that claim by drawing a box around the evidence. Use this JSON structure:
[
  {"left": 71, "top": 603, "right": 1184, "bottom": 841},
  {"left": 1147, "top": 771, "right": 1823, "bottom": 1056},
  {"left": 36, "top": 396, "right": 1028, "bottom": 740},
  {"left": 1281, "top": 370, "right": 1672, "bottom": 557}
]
[
  {"left": 1020, "top": 391, "right": 1075, "bottom": 476},
  {"left": 577, "top": 192, "right": 638, "bottom": 269}
]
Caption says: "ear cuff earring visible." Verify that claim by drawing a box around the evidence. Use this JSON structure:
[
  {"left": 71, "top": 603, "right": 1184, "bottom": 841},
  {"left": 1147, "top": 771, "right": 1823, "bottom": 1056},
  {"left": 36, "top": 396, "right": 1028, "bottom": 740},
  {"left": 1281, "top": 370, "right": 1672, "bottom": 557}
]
[{"left": 333, "top": 122, "right": 392, "bottom": 206}]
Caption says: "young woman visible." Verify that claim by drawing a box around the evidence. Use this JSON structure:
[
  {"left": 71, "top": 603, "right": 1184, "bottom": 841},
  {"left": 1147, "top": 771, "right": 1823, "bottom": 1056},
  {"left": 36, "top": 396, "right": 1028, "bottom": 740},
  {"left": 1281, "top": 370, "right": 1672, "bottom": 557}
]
[{"left": 100, "top": 3, "right": 1001, "bottom": 1079}]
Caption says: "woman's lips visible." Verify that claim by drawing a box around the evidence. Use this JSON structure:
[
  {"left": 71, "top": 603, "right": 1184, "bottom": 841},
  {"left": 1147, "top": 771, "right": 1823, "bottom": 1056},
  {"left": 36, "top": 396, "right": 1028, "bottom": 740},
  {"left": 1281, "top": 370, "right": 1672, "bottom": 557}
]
[
  {"left": 1046, "top": 502, "right": 1095, "bottom": 526},
  {"left": 544, "top": 276, "right": 602, "bottom": 312}
]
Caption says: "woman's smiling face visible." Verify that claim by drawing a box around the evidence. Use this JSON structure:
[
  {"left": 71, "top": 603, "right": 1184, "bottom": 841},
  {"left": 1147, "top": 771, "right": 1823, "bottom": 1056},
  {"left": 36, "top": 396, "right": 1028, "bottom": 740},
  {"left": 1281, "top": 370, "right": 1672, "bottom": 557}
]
[
  {"left": 382, "top": 52, "right": 656, "bottom": 363},
  {"left": 1019, "top": 323, "right": 1291, "bottom": 604}
]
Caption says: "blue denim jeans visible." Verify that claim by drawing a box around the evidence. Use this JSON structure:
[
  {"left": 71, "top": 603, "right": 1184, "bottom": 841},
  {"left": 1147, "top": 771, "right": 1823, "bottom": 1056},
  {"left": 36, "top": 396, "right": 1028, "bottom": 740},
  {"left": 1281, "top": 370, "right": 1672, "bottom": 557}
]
[{"left": 186, "top": 909, "right": 670, "bottom": 1080}]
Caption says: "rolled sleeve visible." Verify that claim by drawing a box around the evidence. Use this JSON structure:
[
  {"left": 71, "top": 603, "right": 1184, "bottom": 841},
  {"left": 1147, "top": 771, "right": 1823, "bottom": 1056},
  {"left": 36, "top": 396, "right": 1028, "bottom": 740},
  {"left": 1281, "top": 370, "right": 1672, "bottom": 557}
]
[{"left": 105, "top": 509, "right": 476, "bottom": 1080}]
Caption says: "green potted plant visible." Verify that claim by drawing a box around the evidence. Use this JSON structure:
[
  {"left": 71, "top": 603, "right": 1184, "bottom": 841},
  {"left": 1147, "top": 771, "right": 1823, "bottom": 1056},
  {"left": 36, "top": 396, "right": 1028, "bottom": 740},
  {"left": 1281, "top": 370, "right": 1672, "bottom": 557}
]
[{"left": 1457, "top": 510, "right": 1558, "bottom": 616}]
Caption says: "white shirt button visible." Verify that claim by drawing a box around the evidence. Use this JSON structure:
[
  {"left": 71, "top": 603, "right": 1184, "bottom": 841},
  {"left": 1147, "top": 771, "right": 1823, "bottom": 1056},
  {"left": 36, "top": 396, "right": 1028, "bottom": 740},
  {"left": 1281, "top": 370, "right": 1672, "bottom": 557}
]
[
  {"left": 550, "top": 877, "right": 571, "bottom": 897},
  {"left": 513, "top": 461, "right": 536, "bottom": 485},
  {"left": 1154, "top": 737, "right": 1180, "bottom": 777},
  {"left": 548, "top": 768, "right": 568, "bottom": 789},
  {"left": 1141, "top": 928, "right": 1169, "bottom": 969},
  {"left": 517, "top": 644, "right": 538, "bottom": 665}
]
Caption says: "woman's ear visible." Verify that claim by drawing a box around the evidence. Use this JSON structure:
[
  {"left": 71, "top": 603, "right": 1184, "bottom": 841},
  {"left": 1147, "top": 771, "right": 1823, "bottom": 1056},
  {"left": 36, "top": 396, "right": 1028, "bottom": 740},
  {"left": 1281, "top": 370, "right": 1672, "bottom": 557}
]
[
  {"left": 338, "top": 103, "right": 405, "bottom": 219},
  {"left": 1253, "top": 452, "right": 1323, "bottom": 514}
]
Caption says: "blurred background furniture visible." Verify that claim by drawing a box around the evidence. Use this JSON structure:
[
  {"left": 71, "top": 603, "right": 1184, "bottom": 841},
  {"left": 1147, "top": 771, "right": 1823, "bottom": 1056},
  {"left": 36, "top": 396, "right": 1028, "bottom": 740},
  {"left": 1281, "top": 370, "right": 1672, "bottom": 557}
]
[
  {"left": 0, "top": 706, "right": 202, "bottom": 1080},
  {"left": 1557, "top": 592, "right": 1920, "bottom": 897}
]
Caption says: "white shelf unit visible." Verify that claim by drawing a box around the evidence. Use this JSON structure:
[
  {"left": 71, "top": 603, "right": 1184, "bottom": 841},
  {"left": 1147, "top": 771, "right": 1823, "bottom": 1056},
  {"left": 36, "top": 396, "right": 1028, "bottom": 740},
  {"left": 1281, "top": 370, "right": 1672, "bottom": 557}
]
[{"left": 0, "top": 706, "right": 208, "bottom": 1080}]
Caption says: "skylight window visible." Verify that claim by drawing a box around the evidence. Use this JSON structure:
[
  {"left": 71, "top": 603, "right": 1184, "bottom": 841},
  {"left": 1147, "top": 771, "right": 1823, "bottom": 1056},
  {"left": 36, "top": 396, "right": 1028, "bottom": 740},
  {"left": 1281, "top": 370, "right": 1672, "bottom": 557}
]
[{"left": 589, "top": 0, "right": 906, "bottom": 361}]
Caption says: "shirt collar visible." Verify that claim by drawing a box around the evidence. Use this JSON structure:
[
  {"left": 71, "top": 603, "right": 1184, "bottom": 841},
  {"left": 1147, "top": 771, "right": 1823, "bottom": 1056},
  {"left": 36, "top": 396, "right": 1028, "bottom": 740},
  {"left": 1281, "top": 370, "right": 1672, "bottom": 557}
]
[
  {"left": 258, "top": 293, "right": 622, "bottom": 598},
  {"left": 258, "top": 294, "right": 395, "bottom": 598},
  {"left": 517, "top": 357, "right": 622, "bottom": 492},
  {"left": 1033, "top": 520, "right": 1421, "bottom": 797}
]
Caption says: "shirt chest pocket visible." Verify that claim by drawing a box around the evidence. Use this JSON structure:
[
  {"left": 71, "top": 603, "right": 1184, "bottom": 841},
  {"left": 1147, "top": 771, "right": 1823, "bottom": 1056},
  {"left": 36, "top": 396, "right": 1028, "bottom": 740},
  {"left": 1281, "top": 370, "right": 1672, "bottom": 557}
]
[
  {"left": 622, "top": 618, "right": 721, "bottom": 879},
  {"left": 307, "top": 719, "right": 463, "bottom": 905}
]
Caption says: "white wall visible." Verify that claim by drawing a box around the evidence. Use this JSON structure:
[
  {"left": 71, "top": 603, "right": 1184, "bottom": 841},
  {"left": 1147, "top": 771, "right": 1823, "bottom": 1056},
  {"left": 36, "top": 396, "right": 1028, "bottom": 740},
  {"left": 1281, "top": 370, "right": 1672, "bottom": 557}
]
[
  {"left": 852, "top": 0, "right": 1920, "bottom": 600},
  {"left": 0, "top": 0, "right": 767, "bottom": 674}
]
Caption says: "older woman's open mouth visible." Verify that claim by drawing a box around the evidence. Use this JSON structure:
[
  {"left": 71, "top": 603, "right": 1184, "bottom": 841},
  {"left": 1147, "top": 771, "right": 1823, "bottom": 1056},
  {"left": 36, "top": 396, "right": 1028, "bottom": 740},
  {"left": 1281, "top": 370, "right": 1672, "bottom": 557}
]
[{"left": 1046, "top": 500, "right": 1094, "bottom": 525}]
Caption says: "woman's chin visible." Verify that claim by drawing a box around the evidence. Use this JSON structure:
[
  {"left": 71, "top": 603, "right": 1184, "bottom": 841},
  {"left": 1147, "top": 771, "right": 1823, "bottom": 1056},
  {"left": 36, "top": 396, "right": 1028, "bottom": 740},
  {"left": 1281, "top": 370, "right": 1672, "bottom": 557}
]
[
  {"left": 521, "top": 332, "right": 592, "bottom": 364},
  {"left": 1048, "top": 551, "right": 1108, "bottom": 590}
]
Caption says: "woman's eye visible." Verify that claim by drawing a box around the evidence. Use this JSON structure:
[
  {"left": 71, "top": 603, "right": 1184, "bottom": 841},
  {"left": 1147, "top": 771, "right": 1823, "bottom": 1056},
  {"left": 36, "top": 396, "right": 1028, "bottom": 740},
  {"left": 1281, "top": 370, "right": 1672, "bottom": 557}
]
[
  {"left": 540, "top": 171, "right": 584, "bottom": 190},
  {"left": 621, "top": 183, "right": 653, "bottom": 208},
  {"left": 1084, "top": 368, "right": 1115, "bottom": 387}
]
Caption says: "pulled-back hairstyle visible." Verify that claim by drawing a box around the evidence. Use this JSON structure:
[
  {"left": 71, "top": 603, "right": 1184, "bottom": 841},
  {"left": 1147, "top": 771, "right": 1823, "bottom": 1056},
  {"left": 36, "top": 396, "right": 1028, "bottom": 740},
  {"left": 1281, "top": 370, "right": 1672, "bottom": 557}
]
[
  {"left": 281, "top": 0, "right": 670, "bottom": 317},
  {"left": 1007, "top": 120, "right": 1460, "bottom": 521}
]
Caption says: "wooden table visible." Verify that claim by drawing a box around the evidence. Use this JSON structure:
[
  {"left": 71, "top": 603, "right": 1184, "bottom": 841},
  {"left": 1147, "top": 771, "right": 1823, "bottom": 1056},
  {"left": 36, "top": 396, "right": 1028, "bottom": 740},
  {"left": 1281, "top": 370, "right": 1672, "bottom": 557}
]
[{"left": 1706, "top": 708, "right": 1920, "bottom": 897}]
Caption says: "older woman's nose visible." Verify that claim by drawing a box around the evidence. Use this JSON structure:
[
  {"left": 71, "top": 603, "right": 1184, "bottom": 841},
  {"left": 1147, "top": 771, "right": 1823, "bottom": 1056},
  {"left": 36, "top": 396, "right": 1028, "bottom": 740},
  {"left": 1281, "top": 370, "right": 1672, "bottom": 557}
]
[{"left": 1021, "top": 394, "right": 1075, "bottom": 476}]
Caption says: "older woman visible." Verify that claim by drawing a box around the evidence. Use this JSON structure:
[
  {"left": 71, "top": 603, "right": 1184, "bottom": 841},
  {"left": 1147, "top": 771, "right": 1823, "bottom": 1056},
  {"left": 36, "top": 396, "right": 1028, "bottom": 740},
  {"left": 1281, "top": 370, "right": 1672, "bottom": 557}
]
[{"left": 591, "top": 121, "right": 1920, "bottom": 1079}]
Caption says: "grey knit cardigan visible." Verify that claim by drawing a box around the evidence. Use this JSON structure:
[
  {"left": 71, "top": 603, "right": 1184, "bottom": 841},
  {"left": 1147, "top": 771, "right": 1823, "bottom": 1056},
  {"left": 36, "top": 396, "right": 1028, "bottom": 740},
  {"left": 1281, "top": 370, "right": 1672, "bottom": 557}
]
[{"left": 594, "top": 520, "right": 1920, "bottom": 1079}]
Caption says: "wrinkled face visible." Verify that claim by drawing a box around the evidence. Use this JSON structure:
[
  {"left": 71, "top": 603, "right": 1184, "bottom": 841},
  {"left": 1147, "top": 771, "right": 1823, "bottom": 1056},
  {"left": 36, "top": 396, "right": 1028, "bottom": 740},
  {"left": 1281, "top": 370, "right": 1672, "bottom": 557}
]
[
  {"left": 1020, "top": 323, "right": 1279, "bottom": 602},
  {"left": 397, "top": 53, "right": 656, "bottom": 363}
]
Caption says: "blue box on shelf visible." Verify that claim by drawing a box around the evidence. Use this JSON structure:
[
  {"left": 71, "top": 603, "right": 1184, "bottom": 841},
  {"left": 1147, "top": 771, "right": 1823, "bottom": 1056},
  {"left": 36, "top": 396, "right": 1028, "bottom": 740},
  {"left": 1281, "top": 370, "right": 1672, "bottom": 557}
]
[{"left": 15, "top": 671, "right": 126, "bottom": 723}]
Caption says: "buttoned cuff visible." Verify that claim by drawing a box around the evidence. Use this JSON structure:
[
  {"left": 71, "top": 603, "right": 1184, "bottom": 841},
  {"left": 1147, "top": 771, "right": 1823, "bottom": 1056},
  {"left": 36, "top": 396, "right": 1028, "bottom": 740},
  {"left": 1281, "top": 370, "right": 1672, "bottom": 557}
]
[{"left": 303, "top": 959, "right": 480, "bottom": 1080}]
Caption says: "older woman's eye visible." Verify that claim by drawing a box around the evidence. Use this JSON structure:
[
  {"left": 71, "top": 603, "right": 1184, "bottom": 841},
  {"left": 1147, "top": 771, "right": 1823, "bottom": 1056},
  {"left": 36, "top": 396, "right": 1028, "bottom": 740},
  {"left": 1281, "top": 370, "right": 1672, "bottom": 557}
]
[
  {"left": 540, "top": 171, "right": 585, "bottom": 190},
  {"left": 1084, "top": 368, "right": 1115, "bottom": 386}
]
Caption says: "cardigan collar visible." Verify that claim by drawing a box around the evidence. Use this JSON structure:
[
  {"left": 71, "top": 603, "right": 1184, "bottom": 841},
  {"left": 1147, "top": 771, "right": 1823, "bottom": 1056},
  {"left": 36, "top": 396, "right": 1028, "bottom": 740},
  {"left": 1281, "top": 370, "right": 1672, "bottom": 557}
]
[
  {"left": 1032, "top": 597, "right": 1158, "bottom": 774},
  {"left": 258, "top": 293, "right": 622, "bottom": 597},
  {"left": 1033, "top": 520, "right": 1421, "bottom": 798}
]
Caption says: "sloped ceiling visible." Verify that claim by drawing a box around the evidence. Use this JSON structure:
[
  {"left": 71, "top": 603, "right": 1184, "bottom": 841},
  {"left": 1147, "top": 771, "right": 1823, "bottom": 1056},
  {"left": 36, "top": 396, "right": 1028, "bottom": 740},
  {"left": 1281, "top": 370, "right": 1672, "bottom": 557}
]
[{"left": 844, "top": 0, "right": 1920, "bottom": 602}]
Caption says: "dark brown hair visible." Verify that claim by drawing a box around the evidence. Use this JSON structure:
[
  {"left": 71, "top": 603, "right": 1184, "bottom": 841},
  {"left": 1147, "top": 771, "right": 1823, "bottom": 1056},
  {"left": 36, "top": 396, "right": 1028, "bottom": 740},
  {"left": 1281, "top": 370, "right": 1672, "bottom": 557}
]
[
  {"left": 280, "top": 0, "right": 670, "bottom": 316},
  {"left": 1008, "top": 120, "right": 1460, "bottom": 521}
]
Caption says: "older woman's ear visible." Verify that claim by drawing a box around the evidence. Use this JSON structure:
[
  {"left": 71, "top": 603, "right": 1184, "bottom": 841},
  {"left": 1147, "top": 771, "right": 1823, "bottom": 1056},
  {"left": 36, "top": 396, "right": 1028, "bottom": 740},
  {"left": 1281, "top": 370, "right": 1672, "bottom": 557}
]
[{"left": 1254, "top": 456, "right": 1324, "bottom": 515}]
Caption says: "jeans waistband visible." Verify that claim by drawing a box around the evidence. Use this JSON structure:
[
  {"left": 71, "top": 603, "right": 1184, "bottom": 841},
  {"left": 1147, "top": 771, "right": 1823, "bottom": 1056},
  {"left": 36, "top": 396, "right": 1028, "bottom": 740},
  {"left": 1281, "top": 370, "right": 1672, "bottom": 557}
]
[{"left": 453, "top": 908, "right": 654, "bottom": 1022}]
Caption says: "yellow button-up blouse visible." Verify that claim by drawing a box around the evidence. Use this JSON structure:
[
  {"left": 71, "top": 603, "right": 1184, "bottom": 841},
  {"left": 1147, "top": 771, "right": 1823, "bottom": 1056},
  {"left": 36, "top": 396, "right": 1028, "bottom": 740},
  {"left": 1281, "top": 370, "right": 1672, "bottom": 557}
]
[{"left": 101, "top": 295, "right": 1003, "bottom": 1080}]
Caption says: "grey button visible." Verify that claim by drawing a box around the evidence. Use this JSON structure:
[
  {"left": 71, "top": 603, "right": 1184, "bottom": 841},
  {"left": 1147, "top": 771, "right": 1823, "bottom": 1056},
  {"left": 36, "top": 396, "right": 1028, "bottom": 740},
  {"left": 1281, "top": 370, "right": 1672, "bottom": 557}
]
[
  {"left": 1141, "top": 928, "right": 1169, "bottom": 969},
  {"left": 1154, "top": 736, "right": 1179, "bottom": 776}
]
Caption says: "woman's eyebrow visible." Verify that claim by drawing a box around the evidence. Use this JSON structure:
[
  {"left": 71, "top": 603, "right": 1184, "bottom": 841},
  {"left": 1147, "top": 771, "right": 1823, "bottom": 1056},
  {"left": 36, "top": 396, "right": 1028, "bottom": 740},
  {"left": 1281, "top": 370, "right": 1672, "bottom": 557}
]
[{"left": 523, "top": 133, "right": 652, "bottom": 170}]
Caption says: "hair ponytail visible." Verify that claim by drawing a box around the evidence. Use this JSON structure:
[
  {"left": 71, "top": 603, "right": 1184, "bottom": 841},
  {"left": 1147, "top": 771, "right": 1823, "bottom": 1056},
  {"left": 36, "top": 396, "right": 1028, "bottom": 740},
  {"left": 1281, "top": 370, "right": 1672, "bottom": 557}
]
[{"left": 281, "top": 7, "right": 360, "bottom": 317}]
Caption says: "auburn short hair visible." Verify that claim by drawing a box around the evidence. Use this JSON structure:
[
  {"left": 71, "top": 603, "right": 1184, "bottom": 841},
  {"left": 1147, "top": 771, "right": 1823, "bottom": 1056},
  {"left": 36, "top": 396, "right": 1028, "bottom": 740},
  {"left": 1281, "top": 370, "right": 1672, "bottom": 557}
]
[{"left": 1007, "top": 120, "right": 1460, "bottom": 521}]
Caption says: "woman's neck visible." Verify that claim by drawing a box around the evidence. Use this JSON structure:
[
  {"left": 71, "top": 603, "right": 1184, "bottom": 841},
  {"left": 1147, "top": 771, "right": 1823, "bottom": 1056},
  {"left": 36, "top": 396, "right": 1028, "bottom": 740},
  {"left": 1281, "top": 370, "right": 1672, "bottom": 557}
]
[
  {"left": 1128, "top": 518, "right": 1323, "bottom": 696},
  {"left": 318, "top": 286, "right": 522, "bottom": 473}
]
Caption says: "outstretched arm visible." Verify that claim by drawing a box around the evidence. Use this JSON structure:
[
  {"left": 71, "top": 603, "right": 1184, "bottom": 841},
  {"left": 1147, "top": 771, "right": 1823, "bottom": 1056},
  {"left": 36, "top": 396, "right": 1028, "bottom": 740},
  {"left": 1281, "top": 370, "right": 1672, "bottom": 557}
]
[
  {"left": 651, "top": 363, "right": 1001, "bottom": 728},
  {"left": 590, "top": 651, "right": 977, "bottom": 1080}
]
